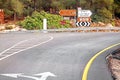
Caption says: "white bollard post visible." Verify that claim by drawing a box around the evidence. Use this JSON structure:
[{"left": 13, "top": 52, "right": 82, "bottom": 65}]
[{"left": 43, "top": 18, "right": 47, "bottom": 33}]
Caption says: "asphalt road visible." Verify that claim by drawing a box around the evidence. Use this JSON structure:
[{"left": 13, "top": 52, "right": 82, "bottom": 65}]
[{"left": 0, "top": 32, "right": 120, "bottom": 80}]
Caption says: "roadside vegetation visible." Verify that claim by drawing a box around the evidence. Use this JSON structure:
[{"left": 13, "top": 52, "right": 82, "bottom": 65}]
[
  {"left": 19, "top": 11, "right": 70, "bottom": 30},
  {"left": 0, "top": 0, "right": 120, "bottom": 29}
]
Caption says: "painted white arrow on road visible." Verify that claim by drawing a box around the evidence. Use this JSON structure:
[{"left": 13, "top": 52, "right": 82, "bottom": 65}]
[
  {"left": 1, "top": 72, "right": 56, "bottom": 80},
  {"left": 34, "top": 72, "right": 56, "bottom": 80},
  {"left": 1, "top": 73, "right": 22, "bottom": 78}
]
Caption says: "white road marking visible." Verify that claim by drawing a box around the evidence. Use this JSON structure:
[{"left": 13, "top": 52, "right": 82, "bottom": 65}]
[
  {"left": 0, "top": 40, "right": 29, "bottom": 56},
  {"left": 0, "top": 36, "right": 53, "bottom": 61},
  {"left": 1, "top": 73, "right": 22, "bottom": 78},
  {"left": 34, "top": 72, "right": 56, "bottom": 80},
  {"left": 1, "top": 72, "right": 56, "bottom": 80},
  {"left": 0, "top": 37, "right": 39, "bottom": 56}
]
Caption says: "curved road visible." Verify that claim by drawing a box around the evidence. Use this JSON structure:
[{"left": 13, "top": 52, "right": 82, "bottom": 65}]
[{"left": 0, "top": 32, "right": 120, "bottom": 80}]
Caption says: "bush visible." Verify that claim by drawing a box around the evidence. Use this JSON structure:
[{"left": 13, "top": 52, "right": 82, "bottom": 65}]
[
  {"left": 19, "top": 11, "right": 71, "bottom": 30},
  {"left": 92, "top": 8, "right": 113, "bottom": 23}
]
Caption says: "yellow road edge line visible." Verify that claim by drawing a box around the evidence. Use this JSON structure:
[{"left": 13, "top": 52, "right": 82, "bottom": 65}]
[{"left": 82, "top": 42, "right": 120, "bottom": 80}]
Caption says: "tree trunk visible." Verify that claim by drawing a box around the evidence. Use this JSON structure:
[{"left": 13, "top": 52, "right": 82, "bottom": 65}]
[{"left": 14, "top": 12, "right": 17, "bottom": 22}]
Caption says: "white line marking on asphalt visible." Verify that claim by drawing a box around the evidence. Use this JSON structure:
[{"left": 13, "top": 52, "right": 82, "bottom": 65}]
[
  {"left": 1, "top": 72, "right": 56, "bottom": 80},
  {"left": 1, "top": 73, "right": 22, "bottom": 78},
  {"left": 0, "top": 36, "right": 53, "bottom": 61},
  {"left": 0, "top": 40, "right": 29, "bottom": 56},
  {"left": 34, "top": 72, "right": 56, "bottom": 80}
]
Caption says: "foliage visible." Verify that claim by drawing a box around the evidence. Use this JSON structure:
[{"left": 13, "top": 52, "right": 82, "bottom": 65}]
[
  {"left": 92, "top": 8, "right": 113, "bottom": 23},
  {"left": 19, "top": 11, "right": 71, "bottom": 30},
  {"left": 0, "top": 0, "right": 120, "bottom": 23},
  {"left": 11, "top": 0, "right": 24, "bottom": 15},
  {"left": 114, "top": 0, "right": 120, "bottom": 17}
]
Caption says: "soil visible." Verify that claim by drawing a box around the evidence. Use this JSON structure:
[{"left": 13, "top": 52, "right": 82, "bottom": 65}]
[{"left": 107, "top": 49, "right": 120, "bottom": 80}]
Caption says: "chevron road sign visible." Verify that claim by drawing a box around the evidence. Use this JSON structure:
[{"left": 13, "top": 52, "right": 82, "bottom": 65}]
[{"left": 76, "top": 22, "right": 91, "bottom": 27}]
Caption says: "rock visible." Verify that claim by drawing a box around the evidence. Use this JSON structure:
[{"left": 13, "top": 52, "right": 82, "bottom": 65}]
[
  {"left": 98, "top": 22, "right": 106, "bottom": 27},
  {"left": 9, "top": 24, "right": 16, "bottom": 28},
  {"left": 90, "top": 22, "right": 98, "bottom": 27},
  {"left": 98, "top": 22, "right": 105, "bottom": 25},
  {"left": 91, "top": 22, "right": 106, "bottom": 27},
  {"left": 11, "top": 27, "right": 27, "bottom": 31},
  {"left": 20, "top": 28, "right": 27, "bottom": 31},
  {"left": 11, "top": 27, "right": 20, "bottom": 31},
  {"left": 3, "top": 30, "right": 11, "bottom": 32},
  {"left": 0, "top": 24, "right": 27, "bottom": 32},
  {"left": 107, "top": 50, "right": 120, "bottom": 80},
  {"left": 5, "top": 24, "right": 17, "bottom": 30},
  {"left": 105, "top": 23, "right": 113, "bottom": 27},
  {"left": 115, "top": 19, "right": 120, "bottom": 27},
  {"left": 0, "top": 25, "right": 5, "bottom": 30}
]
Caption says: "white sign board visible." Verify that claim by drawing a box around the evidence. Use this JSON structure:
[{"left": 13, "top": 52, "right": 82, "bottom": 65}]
[
  {"left": 63, "top": 17, "right": 70, "bottom": 20},
  {"left": 77, "top": 7, "right": 82, "bottom": 11},
  {"left": 78, "top": 10, "right": 92, "bottom": 17}
]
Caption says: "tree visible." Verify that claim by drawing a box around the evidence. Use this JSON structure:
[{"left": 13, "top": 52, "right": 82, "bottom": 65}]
[
  {"left": 114, "top": 0, "right": 120, "bottom": 18},
  {"left": 20, "top": 0, "right": 34, "bottom": 16},
  {"left": 0, "top": 0, "right": 24, "bottom": 20},
  {"left": 10, "top": 0, "right": 24, "bottom": 21},
  {"left": 0, "top": 0, "right": 120, "bottom": 22},
  {"left": 80, "top": 0, "right": 114, "bottom": 23},
  {"left": 51, "top": 0, "right": 64, "bottom": 10}
]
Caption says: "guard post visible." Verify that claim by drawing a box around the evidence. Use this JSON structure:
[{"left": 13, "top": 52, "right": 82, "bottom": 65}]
[{"left": 43, "top": 18, "right": 47, "bottom": 33}]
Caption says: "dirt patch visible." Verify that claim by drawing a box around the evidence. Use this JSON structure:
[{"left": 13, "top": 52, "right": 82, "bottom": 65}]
[{"left": 107, "top": 49, "right": 120, "bottom": 80}]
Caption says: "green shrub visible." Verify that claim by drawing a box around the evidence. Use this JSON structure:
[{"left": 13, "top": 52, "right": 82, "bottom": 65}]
[
  {"left": 19, "top": 11, "right": 71, "bottom": 30},
  {"left": 5, "top": 26, "right": 13, "bottom": 30},
  {"left": 92, "top": 8, "right": 113, "bottom": 23}
]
